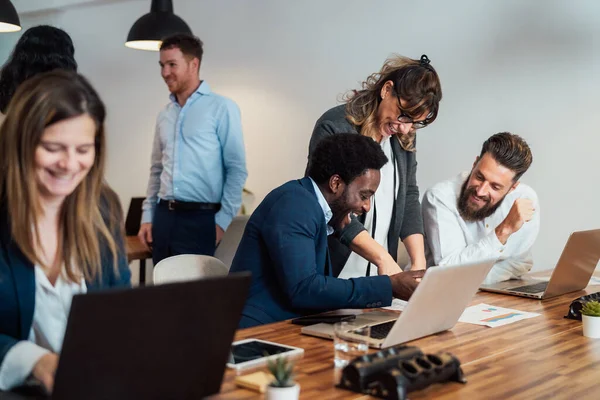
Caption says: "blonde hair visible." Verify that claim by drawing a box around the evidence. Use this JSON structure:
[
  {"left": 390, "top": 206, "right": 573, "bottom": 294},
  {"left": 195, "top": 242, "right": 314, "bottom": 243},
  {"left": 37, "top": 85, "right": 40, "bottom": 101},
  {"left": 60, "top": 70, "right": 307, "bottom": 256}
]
[
  {"left": 0, "top": 70, "right": 120, "bottom": 283},
  {"left": 344, "top": 54, "right": 442, "bottom": 151}
]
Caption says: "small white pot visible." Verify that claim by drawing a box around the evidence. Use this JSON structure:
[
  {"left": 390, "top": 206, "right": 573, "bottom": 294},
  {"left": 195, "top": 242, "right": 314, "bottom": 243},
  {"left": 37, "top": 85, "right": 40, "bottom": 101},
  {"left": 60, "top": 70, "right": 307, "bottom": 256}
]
[
  {"left": 266, "top": 383, "right": 300, "bottom": 400},
  {"left": 582, "top": 315, "right": 600, "bottom": 339}
]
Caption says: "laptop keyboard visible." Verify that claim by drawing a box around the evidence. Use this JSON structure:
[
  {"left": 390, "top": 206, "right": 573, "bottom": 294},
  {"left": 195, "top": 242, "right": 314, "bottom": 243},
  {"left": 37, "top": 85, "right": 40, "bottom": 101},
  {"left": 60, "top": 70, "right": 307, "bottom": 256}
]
[
  {"left": 369, "top": 321, "right": 395, "bottom": 339},
  {"left": 509, "top": 281, "right": 548, "bottom": 294}
]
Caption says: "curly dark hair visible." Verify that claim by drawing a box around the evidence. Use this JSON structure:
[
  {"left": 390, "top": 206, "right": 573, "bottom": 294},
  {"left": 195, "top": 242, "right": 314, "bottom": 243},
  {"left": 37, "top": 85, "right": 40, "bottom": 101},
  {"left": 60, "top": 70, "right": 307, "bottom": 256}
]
[
  {"left": 308, "top": 133, "right": 389, "bottom": 185},
  {"left": 0, "top": 25, "right": 77, "bottom": 113},
  {"left": 160, "top": 33, "right": 203, "bottom": 64},
  {"left": 479, "top": 132, "right": 533, "bottom": 181}
]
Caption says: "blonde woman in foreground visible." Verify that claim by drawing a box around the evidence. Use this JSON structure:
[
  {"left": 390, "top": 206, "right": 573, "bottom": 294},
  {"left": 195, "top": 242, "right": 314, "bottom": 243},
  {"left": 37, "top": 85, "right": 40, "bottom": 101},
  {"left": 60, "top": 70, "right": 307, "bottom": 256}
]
[{"left": 0, "top": 70, "right": 131, "bottom": 393}]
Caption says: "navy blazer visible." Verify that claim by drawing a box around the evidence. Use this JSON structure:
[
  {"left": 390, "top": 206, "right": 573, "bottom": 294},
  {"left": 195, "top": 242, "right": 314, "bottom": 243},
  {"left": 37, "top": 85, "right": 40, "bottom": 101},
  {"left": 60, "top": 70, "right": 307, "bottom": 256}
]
[
  {"left": 229, "top": 177, "right": 392, "bottom": 327},
  {"left": 0, "top": 205, "right": 131, "bottom": 366}
]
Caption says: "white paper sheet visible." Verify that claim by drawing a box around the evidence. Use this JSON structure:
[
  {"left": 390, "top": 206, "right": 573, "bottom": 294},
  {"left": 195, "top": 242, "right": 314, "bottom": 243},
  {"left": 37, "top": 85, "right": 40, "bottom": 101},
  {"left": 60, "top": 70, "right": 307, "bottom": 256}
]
[
  {"left": 382, "top": 298, "right": 408, "bottom": 311},
  {"left": 458, "top": 303, "right": 540, "bottom": 327}
]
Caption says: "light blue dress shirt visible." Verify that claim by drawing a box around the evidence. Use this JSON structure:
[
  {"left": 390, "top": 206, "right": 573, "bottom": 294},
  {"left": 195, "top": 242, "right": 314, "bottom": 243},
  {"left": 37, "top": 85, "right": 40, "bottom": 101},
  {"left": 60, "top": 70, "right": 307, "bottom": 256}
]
[
  {"left": 141, "top": 81, "right": 248, "bottom": 230},
  {"left": 309, "top": 177, "right": 334, "bottom": 236}
]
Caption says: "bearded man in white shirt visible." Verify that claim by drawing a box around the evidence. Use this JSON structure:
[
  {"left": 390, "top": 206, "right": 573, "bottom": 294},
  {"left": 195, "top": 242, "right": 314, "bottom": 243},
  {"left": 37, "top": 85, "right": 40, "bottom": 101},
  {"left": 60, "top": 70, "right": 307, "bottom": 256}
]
[{"left": 422, "top": 132, "right": 539, "bottom": 284}]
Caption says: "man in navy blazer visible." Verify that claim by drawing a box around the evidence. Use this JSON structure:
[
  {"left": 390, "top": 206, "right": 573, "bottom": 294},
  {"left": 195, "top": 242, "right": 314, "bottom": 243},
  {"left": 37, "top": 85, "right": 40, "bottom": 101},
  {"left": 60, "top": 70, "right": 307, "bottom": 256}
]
[{"left": 230, "top": 134, "right": 425, "bottom": 327}]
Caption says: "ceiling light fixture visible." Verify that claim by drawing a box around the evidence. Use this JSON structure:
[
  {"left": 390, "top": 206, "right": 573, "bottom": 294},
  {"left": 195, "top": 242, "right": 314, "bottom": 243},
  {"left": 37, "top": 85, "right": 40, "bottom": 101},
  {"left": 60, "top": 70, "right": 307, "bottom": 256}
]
[
  {"left": 125, "top": 0, "right": 191, "bottom": 51},
  {"left": 0, "top": 0, "right": 21, "bottom": 33}
]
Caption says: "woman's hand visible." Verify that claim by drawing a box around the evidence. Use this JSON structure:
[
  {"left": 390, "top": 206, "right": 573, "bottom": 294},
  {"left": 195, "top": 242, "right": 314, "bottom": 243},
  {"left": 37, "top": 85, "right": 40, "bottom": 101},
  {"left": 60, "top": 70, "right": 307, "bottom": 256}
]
[
  {"left": 348, "top": 231, "right": 403, "bottom": 276},
  {"left": 32, "top": 353, "right": 59, "bottom": 393},
  {"left": 376, "top": 254, "right": 402, "bottom": 276},
  {"left": 402, "top": 234, "right": 427, "bottom": 272},
  {"left": 409, "top": 260, "right": 426, "bottom": 271}
]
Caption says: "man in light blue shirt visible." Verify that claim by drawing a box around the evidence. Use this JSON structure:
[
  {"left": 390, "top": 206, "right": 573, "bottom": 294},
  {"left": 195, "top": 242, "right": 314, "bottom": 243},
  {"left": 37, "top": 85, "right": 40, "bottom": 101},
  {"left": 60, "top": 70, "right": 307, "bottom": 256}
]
[{"left": 138, "top": 34, "right": 247, "bottom": 264}]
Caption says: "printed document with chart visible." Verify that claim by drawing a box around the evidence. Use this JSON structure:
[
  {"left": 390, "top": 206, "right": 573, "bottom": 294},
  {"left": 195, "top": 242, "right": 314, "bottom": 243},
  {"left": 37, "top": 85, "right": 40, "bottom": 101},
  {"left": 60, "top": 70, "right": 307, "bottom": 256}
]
[{"left": 458, "top": 303, "right": 540, "bottom": 328}]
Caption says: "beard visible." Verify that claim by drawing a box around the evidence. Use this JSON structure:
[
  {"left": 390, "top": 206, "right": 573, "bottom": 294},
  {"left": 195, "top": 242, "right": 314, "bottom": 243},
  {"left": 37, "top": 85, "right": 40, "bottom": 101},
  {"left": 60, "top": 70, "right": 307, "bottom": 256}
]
[
  {"left": 329, "top": 193, "right": 351, "bottom": 231},
  {"left": 457, "top": 177, "right": 505, "bottom": 222}
]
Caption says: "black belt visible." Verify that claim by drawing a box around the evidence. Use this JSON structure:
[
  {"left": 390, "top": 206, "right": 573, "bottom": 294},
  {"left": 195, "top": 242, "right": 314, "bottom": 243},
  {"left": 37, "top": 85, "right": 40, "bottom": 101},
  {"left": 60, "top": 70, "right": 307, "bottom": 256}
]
[{"left": 158, "top": 199, "right": 220, "bottom": 211}]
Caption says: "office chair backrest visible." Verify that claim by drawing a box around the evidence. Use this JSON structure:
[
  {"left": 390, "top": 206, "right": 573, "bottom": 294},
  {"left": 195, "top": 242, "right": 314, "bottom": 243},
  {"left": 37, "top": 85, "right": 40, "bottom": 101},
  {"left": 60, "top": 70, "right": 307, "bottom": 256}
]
[
  {"left": 125, "top": 197, "right": 145, "bottom": 236},
  {"left": 153, "top": 254, "right": 229, "bottom": 285},
  {"left": 215, "top": 215, "right": 250, "bottom": 270}
]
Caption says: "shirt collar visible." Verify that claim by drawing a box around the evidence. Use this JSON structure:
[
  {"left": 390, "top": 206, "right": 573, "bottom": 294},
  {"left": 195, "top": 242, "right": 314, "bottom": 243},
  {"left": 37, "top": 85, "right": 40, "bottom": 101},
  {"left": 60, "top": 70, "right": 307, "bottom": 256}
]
[
  {"left": 309, "top": 178, "right": 334, "bottom": 236},
  {"left": 169, "top": 80, "right": 211, "bottom": 104}
]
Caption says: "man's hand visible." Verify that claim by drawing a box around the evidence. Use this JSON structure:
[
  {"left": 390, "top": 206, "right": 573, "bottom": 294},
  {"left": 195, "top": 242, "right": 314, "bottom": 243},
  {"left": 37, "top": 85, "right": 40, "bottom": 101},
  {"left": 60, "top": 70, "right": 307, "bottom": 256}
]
[
  {"left": 137, "top": 223, "right": 153, "bottom": 249},
  {"left": 495, "top": 198, "right": 535, "bottom": 244},
  {"left": 32, "top": 353, "right": 59, "bottom": 394},
  {"left": 376, "top": 256, "right": 402, "bottom": 276},
  {"left": 330, "top": 213, "right": 352, "bottom": 232},
  {"left": 389, "top": 270, "right": 426, "bottom": 300},
  {"left": 216, "top": 225, "right": 225, "bottom": 245}
]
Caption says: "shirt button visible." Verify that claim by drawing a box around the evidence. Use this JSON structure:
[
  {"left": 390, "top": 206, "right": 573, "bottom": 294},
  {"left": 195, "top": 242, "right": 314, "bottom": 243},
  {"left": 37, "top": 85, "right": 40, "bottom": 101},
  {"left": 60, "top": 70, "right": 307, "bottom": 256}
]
[
  {"left": 486, "top": 224, "right": 489, "bottom": 228},
  {"left": 500, "top": 249, "right": 504, "bottom": 253},
  {"left": 376, "top": 302, "right": 382, "bottom": 307}
]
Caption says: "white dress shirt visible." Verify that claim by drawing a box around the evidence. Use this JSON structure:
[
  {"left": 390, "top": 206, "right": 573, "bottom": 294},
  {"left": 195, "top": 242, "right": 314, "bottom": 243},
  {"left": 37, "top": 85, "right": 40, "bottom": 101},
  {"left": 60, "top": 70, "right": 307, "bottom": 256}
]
[
  {"left": 422, "top": 172, "right": 540, "bottom": 284},
  {"left": 309, "top": 177, "right": 334, "bottom": 236},
  {"left": 0, "top": 266, "right": 86, "bottom": 390},
  {"left": 339, "top": 137, "right": 398, "bottom": 278}
]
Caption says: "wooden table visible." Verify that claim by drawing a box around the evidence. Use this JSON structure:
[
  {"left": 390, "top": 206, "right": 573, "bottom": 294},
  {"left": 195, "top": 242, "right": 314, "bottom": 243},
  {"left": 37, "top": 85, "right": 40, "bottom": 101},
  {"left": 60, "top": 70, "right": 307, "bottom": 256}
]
[
  {"left": 125, "top": 236, "right": 152, "bottom": 284},
  {"left": 211, "top": 281, "right": 600, "bottom": 399}
]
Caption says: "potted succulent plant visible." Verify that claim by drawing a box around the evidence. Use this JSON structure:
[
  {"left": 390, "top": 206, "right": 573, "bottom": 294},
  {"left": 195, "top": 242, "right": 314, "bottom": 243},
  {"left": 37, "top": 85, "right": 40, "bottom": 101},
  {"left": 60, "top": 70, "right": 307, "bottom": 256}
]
[
  {"left": 581, "top": 300, "right": 600, "bottom": 338},
  {"left": 266, "top": 356, "right": 300, "bottom": 400}
]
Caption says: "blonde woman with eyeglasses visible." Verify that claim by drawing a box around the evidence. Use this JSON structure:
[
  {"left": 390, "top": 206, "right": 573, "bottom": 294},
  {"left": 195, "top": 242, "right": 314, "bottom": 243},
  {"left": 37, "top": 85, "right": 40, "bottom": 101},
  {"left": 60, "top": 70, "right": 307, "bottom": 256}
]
[{"left": 307, "top": 54, "right": 442, "bottom": 279}]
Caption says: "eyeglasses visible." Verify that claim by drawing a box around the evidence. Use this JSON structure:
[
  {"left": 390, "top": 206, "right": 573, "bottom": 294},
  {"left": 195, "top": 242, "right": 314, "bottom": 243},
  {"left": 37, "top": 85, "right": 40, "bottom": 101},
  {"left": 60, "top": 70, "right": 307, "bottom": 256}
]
[{"left": 397, "top": 110, "right": 429, "bottom": 130}]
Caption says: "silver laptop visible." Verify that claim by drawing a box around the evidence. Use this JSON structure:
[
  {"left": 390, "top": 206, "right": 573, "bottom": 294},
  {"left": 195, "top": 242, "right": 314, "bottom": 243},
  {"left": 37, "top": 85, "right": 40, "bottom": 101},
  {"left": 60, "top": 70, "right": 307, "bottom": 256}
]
[
  {"left": 479, "top": 229, "right": 600, "bottom": 300},
  {"left": 301, "top": 260, "right": 495, "bottom": 348}
]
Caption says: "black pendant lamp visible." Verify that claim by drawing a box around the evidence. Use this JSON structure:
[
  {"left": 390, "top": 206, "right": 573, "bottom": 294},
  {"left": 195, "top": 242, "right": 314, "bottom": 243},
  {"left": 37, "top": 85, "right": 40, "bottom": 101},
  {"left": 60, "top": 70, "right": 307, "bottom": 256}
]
[
  {"left": 125, "top": 0, "right": 192, "bottom": 51},
  {"left": 0, "top": 0, "right": 21, "bottom": 33}
]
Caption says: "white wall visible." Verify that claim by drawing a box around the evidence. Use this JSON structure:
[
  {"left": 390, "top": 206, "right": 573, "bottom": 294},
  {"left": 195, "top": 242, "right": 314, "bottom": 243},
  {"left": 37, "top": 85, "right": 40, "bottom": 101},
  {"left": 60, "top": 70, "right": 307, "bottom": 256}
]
[
  {"left": 2, "top": 0, "right": 599, "bottom": 272},
  {"left": 13, "top": 0, "right": 110, "bottom": 14}
]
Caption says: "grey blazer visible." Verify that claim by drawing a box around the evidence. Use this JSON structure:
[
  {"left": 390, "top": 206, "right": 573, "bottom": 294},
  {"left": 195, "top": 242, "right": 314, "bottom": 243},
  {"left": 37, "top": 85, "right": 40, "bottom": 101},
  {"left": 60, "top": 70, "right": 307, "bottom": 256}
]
[{"left": 307, "top": 105, "right": 424, "bottom": 276}]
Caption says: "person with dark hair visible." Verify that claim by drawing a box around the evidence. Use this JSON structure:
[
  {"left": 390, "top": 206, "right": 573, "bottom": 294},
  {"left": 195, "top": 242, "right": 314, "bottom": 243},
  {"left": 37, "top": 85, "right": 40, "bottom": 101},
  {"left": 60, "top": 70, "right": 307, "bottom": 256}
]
[
  {"left": 422, "top": 132, "right": 539, "bottom": 284},
  {"left": 307, "top": 54, "right": 442, "bottom": 280},
  {"left": 229, "top": 134, "right": 425, "bottom": 328},
  {"left": 0, "top": 70, "right": 131, "bottom": 393},
  {"left": 138, "top": 33, "right": 247, "bottom": 265},
  {"left": 0, "top": 25, "right": 77, "bottom": 114}
]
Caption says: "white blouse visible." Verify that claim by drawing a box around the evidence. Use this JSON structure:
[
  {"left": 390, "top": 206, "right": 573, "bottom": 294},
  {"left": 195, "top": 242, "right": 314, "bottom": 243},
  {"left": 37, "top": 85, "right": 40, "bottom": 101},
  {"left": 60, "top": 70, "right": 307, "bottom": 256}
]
[
  {"left": 0, "top": 266, "right": 86, "bottom": 390},
  {"left": 339, "top": 137, "right": 399, "bottom": 278}
]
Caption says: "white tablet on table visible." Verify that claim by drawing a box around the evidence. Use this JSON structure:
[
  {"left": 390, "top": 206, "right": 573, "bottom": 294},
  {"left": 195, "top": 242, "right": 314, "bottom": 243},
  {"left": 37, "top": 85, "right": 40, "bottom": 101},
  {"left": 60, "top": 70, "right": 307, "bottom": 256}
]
[{"left": 226, "top": 338, "right": 304, "bottom": 371}]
